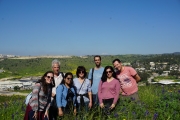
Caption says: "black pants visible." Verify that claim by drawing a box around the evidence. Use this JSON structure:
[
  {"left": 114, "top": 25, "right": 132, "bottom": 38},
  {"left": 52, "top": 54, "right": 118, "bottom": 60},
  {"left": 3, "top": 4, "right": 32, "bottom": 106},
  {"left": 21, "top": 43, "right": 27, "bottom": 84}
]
[
  {"left": 102, "top": 98, "right": 114, "bottom": 115},
  {"left": 49, "top": 105, "right": 58, "bottom": 120}
]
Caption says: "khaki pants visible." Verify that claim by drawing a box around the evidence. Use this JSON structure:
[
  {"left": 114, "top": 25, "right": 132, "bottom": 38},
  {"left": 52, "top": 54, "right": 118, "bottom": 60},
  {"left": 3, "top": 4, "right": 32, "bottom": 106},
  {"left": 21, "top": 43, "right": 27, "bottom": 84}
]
[{"left": 120, "top": 92, "right": 140, "bottom": 102}]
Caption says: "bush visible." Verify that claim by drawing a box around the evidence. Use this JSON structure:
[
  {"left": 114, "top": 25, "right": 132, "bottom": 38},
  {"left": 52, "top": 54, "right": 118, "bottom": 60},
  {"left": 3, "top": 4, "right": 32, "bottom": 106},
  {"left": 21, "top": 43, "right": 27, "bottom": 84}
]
[{"left": 14, "top": 86, "right": 20, "bottom": 90}]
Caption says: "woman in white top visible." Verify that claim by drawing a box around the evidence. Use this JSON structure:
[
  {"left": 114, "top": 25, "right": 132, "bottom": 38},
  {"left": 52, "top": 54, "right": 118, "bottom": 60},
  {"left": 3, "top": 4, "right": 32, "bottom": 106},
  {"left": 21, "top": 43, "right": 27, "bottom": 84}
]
[{"left": 73, "top": 66, "right": 92, "bottom": 112}]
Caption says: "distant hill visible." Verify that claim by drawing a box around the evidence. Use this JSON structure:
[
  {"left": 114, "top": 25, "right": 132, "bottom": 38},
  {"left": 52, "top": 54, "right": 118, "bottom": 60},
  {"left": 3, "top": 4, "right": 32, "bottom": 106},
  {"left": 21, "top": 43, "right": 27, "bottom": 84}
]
[
  {"left": 163, "top": 52, "right": 180, "bottom": 55},
  {"left": 173, "top": 52, "right": 180, "bottom": 55}
]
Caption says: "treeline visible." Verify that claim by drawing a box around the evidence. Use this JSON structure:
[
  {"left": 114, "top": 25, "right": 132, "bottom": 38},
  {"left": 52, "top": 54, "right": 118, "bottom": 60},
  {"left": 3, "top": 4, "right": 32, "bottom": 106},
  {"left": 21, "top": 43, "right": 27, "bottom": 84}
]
[{"left": 0, "top": 54, "right": 180, "bottom": 79}]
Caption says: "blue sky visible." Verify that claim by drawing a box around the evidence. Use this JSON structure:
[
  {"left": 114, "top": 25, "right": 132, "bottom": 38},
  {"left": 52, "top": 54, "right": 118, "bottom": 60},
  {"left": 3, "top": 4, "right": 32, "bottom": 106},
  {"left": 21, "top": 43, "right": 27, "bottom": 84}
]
[{"left": 0, "top": 0, "right": 180, "bottom": 56}]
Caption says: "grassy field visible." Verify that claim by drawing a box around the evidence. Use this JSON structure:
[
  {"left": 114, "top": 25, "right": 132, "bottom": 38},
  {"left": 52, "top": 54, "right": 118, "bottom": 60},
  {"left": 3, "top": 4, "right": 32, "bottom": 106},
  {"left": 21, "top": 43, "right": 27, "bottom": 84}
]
[
  {"left": 0, "top": 84, "right": 180, "bottom": 120},
  {"left": 154, "top": 76, "right": 180, "bottom": 81}
]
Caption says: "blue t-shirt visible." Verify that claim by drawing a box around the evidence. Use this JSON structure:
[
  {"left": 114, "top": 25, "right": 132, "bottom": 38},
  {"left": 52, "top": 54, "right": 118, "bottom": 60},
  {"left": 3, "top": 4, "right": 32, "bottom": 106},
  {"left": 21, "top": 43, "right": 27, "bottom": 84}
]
[{"left": 88, "top": 67, "right": 104, "bottom": 94}]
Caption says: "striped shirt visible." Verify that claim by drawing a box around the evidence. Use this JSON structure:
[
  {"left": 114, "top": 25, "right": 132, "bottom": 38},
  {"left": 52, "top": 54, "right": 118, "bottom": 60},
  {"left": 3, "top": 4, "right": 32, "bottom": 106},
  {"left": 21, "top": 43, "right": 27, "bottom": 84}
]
[{"left": 29, "top": 83, "right": 52, "bottom": 112}]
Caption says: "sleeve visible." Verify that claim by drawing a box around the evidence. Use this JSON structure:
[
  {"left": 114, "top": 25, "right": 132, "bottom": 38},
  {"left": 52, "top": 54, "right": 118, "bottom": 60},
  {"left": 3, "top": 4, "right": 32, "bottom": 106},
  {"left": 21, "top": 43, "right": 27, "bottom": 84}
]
[
  {"left": 113, "top": 80, "right": 120, "bottom": 104},
  {"left": 56, "top": 85, "right": 63, "bottom": 108},
  {"left": 98, "top": 81, "right": 103, "bottom": 104},
  {"left": 129, "top": 67, "right": 137, "bottom": 76},
  {"left": 31, "top": 83, "right": 41, "bottom": 111},
  {"left": 88, "top": 69, "right": 92, "bottom": 80},
  {"left": 87, "top": 79, "right": 92, "bottom": 92}
]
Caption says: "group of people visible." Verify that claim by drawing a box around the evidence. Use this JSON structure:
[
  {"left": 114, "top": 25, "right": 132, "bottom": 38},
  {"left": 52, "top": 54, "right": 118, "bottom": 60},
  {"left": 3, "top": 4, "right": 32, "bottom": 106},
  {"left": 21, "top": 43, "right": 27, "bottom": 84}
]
[{"left": 24, "top": 55, "right": 141, "bottom": 120}]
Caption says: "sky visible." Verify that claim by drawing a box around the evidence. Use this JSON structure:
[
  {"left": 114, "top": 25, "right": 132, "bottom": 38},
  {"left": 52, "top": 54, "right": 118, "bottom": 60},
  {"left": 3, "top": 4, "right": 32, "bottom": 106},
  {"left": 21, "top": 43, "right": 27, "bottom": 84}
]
[{"left": 0, "top": 0, "right": 180, "bottom": 56}]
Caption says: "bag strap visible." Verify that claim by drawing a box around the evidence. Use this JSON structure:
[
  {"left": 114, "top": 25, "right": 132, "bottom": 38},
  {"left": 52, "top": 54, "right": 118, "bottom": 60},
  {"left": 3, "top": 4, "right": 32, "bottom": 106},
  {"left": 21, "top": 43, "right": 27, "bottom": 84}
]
[
  {"left": 78, "top": 79, "right": 85, "bottom": 94},
  {"left": 60, "top": 72, "right": 64, "bottom": 79},
  {"left": 91, "top": 68, "right": 94, "bottom": 86}
]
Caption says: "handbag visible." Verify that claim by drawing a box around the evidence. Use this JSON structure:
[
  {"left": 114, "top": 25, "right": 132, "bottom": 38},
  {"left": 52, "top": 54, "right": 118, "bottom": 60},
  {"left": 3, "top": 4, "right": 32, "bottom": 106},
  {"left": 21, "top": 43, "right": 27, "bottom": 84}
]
[
  {"left": 24, "top": 82, "right": 41, "bottom": 105},
  {"left": 25, "top": 92, "right": 32, "bottom": 105}
]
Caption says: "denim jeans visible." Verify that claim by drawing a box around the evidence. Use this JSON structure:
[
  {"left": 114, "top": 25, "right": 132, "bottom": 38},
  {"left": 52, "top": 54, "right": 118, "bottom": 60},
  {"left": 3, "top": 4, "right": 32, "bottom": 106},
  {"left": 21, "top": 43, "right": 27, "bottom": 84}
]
[
  {"left": 78, "top": 102, "right": 89, "bottom": 113},
  {"left": 92, "top": 94, "right": 99, "bottom": 106}
]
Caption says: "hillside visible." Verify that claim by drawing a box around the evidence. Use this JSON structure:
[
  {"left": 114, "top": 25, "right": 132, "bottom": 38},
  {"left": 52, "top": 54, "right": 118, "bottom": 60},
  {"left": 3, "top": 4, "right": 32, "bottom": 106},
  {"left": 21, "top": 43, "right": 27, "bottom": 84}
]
[{"left": 0, "top": 54, "right": 180, "bottom": 79}]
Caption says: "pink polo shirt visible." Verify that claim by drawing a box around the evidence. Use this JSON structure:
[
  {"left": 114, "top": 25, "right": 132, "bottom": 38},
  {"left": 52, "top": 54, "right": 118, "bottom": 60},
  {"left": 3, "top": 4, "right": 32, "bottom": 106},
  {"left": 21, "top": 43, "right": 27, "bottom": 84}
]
[{"left": 116, "top": 67, "right": 138, "bottom": 96}]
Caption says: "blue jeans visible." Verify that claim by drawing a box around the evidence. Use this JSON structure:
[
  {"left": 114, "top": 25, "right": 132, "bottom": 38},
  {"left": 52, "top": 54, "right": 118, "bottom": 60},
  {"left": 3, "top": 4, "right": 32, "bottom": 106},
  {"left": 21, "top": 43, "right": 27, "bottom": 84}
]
[
  {"left": 92, "top": 94, "right": 99, "bottom": 106},
  {"left": 78, "top": 102, "right": 89, "bottom": 113}
]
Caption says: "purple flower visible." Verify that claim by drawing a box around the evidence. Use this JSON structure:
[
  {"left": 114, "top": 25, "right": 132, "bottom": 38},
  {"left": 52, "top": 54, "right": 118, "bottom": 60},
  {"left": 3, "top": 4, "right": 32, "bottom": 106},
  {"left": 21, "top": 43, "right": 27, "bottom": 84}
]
[
  {"left": 4, "top": 102, "right": 8, "bottom": 108},
  {"left": 114, "top": 113, "right": 119, "bottom": 118},
  {"left": 166, "top": 103, "right": 168, "bottom": 108},
  {"left": 162, "top": 89, "right": 165, "bottom": 94},
  {"left": 130, "top": 97, "right": 135, "bottom": 101},
  {"left": 12, "top": 114, "right": 14, "bottom": 120},
  {"left": 145, "top": 110, "right": 149, "bottom": 116},
  {"left": 178, "top": 90, "right": 180, "bottom": 93},
  {"left": 153, "top": 113, "right": 158, "bottom": 120}
]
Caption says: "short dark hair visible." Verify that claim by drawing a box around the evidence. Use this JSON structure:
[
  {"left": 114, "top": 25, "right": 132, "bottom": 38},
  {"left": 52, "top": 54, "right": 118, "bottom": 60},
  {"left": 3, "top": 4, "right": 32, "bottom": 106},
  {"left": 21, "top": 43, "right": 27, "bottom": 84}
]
[
  {"left": 94, "top": 55, "right": 101, "bottom": 61},
  {"left": 76, "top": 66, "right": 87, "bottom": 78},
  {"left": 112, "top": 58, "right": 121, "bottom": 64}
]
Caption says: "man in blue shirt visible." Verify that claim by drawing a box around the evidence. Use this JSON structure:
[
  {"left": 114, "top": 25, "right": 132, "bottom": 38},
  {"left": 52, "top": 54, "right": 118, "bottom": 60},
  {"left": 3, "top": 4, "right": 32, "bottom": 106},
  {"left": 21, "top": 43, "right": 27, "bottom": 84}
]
[{"left": 88, "top": 55, "right": 104, "bottom": 106}]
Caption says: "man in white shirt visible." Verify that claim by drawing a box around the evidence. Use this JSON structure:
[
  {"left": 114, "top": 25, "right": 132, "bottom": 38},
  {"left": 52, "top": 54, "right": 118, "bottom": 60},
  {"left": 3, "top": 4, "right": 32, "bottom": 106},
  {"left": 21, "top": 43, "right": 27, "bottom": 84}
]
[{"left": 49, "top": 59, "right": 64, "bottom": 120}]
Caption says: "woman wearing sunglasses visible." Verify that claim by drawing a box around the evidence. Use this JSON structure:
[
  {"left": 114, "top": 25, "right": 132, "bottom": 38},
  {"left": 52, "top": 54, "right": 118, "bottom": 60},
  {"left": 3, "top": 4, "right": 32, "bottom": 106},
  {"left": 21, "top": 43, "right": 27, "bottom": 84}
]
[
  {"left": 98, "top": 66, "right": 120, "bottom": 115},
  {"left": 56, "top": 72, "right": 77, "bottom": 117},
  {"left": 73, "top": 66, "right": 92, "bottom": 112},
  {"left": 24, "top": 71, "right": 55, "bottom": 120}
]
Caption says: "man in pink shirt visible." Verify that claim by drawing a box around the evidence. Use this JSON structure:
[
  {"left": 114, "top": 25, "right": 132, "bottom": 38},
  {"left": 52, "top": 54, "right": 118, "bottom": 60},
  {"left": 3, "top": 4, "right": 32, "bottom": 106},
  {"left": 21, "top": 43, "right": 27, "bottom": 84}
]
[{"left": 112, "top": 58, "right": 141, "bottom": 101}]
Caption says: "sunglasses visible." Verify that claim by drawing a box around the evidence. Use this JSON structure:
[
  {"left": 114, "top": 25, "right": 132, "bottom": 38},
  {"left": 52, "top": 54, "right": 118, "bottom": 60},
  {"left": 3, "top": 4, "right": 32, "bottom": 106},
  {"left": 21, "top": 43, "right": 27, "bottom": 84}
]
[
  {"left": 79, "top": 71, "right": 85, "bottom": 74},
  {"left": 66, "top": 78, "right": 72, "bottom": 80},
  {"left": 106, "top": 71, "right": 112, "bottom": 74},
  {"left": 47, "top": 76, "right": 54, "bottom": 79}
]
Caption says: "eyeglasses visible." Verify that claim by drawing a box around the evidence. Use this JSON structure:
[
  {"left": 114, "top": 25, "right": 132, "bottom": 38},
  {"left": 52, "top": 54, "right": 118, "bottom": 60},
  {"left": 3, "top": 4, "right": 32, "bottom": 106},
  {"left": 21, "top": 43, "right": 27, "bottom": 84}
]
[
  {"left": 66, "top": 78, "right": 72, "bottom": 80},
  {"left": 47, "top": 76, "right": 54, "bottom": 79},
  {"left": 106, "top": 71, "right": 112, "bottom": 74}
]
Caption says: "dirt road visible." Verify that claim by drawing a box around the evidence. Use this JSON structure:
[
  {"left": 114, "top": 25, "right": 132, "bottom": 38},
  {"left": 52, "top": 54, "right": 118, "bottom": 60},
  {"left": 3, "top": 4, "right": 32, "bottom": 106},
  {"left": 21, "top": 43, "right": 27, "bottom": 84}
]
[{"left": 0, "top": 91, "right": 28, "bottom": 96}]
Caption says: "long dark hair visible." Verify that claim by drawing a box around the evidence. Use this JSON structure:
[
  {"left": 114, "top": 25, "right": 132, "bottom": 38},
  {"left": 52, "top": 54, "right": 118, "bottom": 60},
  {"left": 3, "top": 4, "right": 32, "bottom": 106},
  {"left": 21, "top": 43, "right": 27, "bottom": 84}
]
[
  {"left": 101, "top": 66, "right": 117, "bottom": 83},
  {"left": 61, "top": 72, "right": 73, "bottom": 88},
  {"left": 37, "top": 71, "right": 55, "bottom": 95}
]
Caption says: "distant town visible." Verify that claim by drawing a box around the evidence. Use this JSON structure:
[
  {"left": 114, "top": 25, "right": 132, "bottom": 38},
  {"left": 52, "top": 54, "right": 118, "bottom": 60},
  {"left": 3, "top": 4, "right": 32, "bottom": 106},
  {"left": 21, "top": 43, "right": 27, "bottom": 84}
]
[{"left": 0, "top": 54, "right": 72, "bottom": 59}]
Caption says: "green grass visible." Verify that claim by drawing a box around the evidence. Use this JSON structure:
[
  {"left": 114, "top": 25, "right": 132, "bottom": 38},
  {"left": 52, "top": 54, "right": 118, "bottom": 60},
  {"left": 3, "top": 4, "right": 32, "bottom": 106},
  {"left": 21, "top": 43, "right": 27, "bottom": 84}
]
[
  {"left": 11, "top": 89, "right": 32, "bottom": 93},
  {"left": 154, "top": 76, "right": 179, "bottom": 81},
  {"left": 1, "top": 84, "right": 180, "bottom": 120}
]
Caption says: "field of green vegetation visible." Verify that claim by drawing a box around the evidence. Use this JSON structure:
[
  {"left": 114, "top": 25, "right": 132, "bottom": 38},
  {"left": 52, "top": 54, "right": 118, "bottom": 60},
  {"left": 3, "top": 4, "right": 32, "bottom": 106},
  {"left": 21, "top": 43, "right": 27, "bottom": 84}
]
[
  {"left": 1, "top": 84, "right": 180, "bottom": 120},
  {"left": 1, "top": 54, "right": 180, "bottom": 80},
  {"left": 154, "top": 76, "right": 180, "bottom": 82},
  {"left": 0, "top": 55, "right": 147, "bottom": 79}
]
